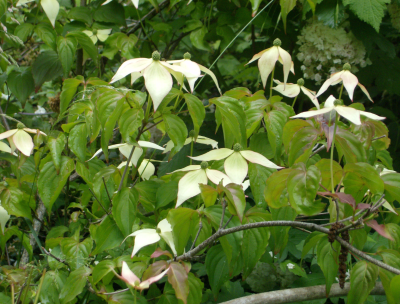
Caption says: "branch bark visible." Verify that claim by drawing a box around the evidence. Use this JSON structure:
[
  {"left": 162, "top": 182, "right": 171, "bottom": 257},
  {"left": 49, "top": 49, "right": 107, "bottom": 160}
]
[{"left": 219, "top": 282, "right": 385, "bottom": 304}]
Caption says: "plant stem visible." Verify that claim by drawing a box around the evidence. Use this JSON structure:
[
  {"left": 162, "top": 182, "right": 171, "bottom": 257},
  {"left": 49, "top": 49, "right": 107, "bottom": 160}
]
[
  {"left": 330, "top": 114, "right": 339, "bottom": 193},
  {"left": 338, "top": 83, "right": 344, "bottom": 100},
  {"left": 190, "top": 140, "right": 194, "bottom": 165},
  {"left": 33, "top": 269, "right": 46, "bottom": 304},
  {"left": 11, "top": 284, "right": 15, "bottom": 304},
  {"left": 292, "top": 95, "right": 298, "bottom": 108},
  {"left": 270, "top": 67, "right": 275, "bottom": 98}
]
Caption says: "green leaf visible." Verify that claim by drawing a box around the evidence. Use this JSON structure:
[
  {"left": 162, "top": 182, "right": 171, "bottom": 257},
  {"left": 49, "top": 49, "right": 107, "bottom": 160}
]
[
  {"left": 156, "top": 181, "right": 178, "bottom": 210},
  {"left": 57, "top": 36, "right": 77, "bottom": 77},
  {"left": 40, "top": 271, "right": 67, "bottom": 304},
  {"left": 342, "top": 0, "right": 390, "bottom": 32},
  {"left": 343, "top": 162, "right": 384, "bottom": 203},
  {"left": 60, "top": 77, "right": 84, "bottom": 114},
  {"left": 199, "top": 184, "right": 218, "bottom": 208},
  {"left": 167, "top": 208, "right": 199, "bottom": 255},
  {"left": 187, "top": 272, "right": 204, "bottom": 304},
  {"left": 264, "top": 169, "right": 292, "bottom": 209},
  {"left": 119, "top": 107, "right": 144, "bottom": 143},
  {"left": 167, "top": 262, "right": 189, "bottom": 304},
  {"left": 280, "top": 0, "right": 297, "bottom": 32},
  {"left": 335, "top": 128, "right": 367, "bottom": 164},
  {"left": 61, "top": 235, "right": 93, "bottom": 270},
  {"left": 224, "top": 183, "right": 246, "bottom": 223},
  {"left": 317, "top": 236, "right": 340, "bottom": 295},
  {"left": 68, "top": 7, "right": 92, "bottom": 24},
  {"left": 248, "top": 163, "right": 274, "bottom": 207},
  {"left": 264, "top": 110, "right": 287, "bottom": 160},
  {"left": 67, "top": 31, "right": 98, "bottom": 63},
  {"left": 163, "top": 113, "right": 188, "bottom": 158},
  {"left": 287, "top": 164, "right": 325, "bottom": 216},
  {"left": 390, "top": 275, "right": 400, "bottom": 303},
  {"left": 0, "top": 187, "right": 32, "bottom": 220},
  {"left": 0, "top": 0, "right": 6, "bottom": 18},
  {"left": 68, "top": 123, "right": 87, "bottom": 162},
  {"left": 381, "top": 173, "right": 400, "bottom": 203},
  {"left": 35, "top": 23, "right": 57, "bottom": 51},
  {"left": 270, "top": 206, "right": 296, "bottom": 254},
  {"left": 14, "top": 23, "right": 34, "bottom": 42},
  {"left": 241, "top": 208, "right": 270, "bottom": 279},
  {"left": 59, "top": 266, "right": 92, "bottom": 304},
  {"left": 282, "top": 119, "right": 311, "bottom": 151},
  {"left": 249, "top": 0, "right": 262, "bottom": 16},
  {"left": 378, "top": 249, "right": 400, "bottom": 304},
  {"left": 315, "top": 159, "right": 343, "bottom": 192},
  {"left": 184, "top": 94, "right": 205, "bottom": 136},
  {"left": 348, "top": 261, "right": 379, "bottom": 303},
  {"left": 112, "top": 187, "right": 138, "bottom": 237},
  {"left": 211, "top": 96, "right": 247, "bottom": 148},
  {"left": 47, "top": 133, "right": 66, "bottom": 174},
  {"left": 91, "top": 216, "right": 124, "bottom": 255},
  {"left": 7, "top": 68, "right": 35, "bottom": 103},
  {"left": 190, "top": 26, "right": 210, "bottom": 51},
  {"left": 38, "top": 156, "right": 75, "bottom": 213},
  {"left": 301, "top": 232, "right": 324, "bottom": 259},
  {"left": 32, "top": 51, "right": 63, "bottom": 88},
  {"left": 280, "top": 260, "right": 307, "bottom": 278},
  {"left": 92, "top": 260, "right": 116, "bottom": 285},
  {"left": 205, "top": 245, "right": 230, "bottom": 298},
  {"left": 94, "top": 1, "right": 126, "bottom": 25},
  {"left": 287, "top": 126, "right": 319, "bottom": 166}
]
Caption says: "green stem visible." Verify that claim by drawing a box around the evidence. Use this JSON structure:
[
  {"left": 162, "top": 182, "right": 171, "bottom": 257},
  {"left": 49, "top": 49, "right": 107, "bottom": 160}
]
[
  {"left": 207, "top": 0, "right": 214, "bottom": 29},
  {"left": 338, "top": 83, "right": 344, "bottom": 100},
  {"left": 144, "top": 94, "right": 152, "bottom": 122},
  {"left": 292, "top": 95, "right": 298, "bottom": 108},
  {"left": 33, "top": 269, "right": 46, "bottom": 304},
  {"left": 330, "top": 113, "right": 340, "bottom": 193},
  {"left": 270, "top": 67, "right": 275, "bottom": 98},
  {"left": 190, "top": 140, "right": 194, "bottom": 165},
  {"left": 173, "top": 84, "right": 183, "bottom": 111}
]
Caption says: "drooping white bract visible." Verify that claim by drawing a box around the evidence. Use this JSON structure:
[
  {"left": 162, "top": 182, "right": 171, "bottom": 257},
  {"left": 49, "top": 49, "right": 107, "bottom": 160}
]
[
  {"left": 167, "top": 53, "right": 221, "bottom": 94},
  {"left": 273, "top": 79, "right": 320, "bottom": 109},
  {"left": 163, "top": 135, "right": 218, "bottom": 154},
  {"left": 103, "top": 0, "right": 139, "bottom": 7},
  {"left": 189, "top": 145, "right": 282, "bottom": 185},
  {"left": 0, "top": 206, "right": 10, "bottom": 234},
  {"left": 316, "top": 63, "right": 372, "bottom": 102},
  {"left": 291, "top": 95, "right": 385, "bottom": 126},
  {"left": 110, "top": 51, "right": 199, "bottom": 111},
  {"left": 0, "top": 124, "right": 46, "bottom": 157},
  {"left": 0, "top": 141, "right": 17, "bottom": 156},
  {"left": 17, "top": 0, "right": 59, "bottom": 27},
  {"left": 88, "top": 140, "right": 164, "bottom": 166},
  {"left": 123, "top": 218, "right": 177, "bottom": 257},
  {"left": 82, "top": 29, "right": 112, "bottom": 45},
  {"left": 118, "top": 159, "right": 156, "bottom": 181},
  {"left": 247, "top": 38, "right": 293, "bottom": 89},
  {"left": 169, "top": 162, "right": 232, "bottom": 208},
  {"left": 119, "top": 261, "right": 170, "bottom": 291}
]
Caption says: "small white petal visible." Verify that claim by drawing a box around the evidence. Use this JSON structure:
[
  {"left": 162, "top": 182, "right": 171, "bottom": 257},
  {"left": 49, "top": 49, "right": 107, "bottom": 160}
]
[
  {"left": 111, "top": 58, "right": 152, "bottom": 83},
  {"left": 334, "top": 106, "right": 361, "bottom": 125},
  {"left": 341, "top": 71, "right": 358, "bottom": 101},
  {"left": 102, "top": 0, "right": 112, "bottom": 5},
  {"left": 131, "top": 72, "right": 143, "bottom": 85},
  {"left": 157, "top": 218, "right": 172, "bottom": 232},
  {"left": 242, "top": 180, "right": 250, "bottom": 191},
  {"left": 0, "top": 206, "right": 10, "bottom": 234},
  {"left": 12, "top": 130, "right": 34, "bottom": 156},
  {"left": 196, "top": 136, "right": 218, "bottom": 149},
  {"left": 138, "top": 159, "right": 155, "bottom": 180},
  {"left": 277, "top": 46, "right": 292, "bottom": 87},
  {"left": 23, "top": 128, "right": 46, "bottom": 136},
  {"left": 240, "top": 150, "right": 282, "bottom": 169},
  {"left": 324, "top": 95, "right": 337, "bottom": 108},
  {"left": 131, "top": 230, "right": 161, "bottom": 257},
  {"left": 138, "top": 140, "right": 165, "bottom": 150},
  {"left": 176, "top": 169, "right": 208, "bottom": 207},
  {"left": 359, "top": 111, "right": 385, "bottom": 121},
  {"left": 357, "top": 83, "right": 373, "bottom": 102},
  {"left": 121, "top": 261, "right": 141, "bottom": 286},
  {"left": 258, "top": 47, "right": 279, "bottom": 88},
  {"left": 190, "top": 148, "right": 233, "bottom": 161},
  {"left": 246, "top": 48, "right": 269, "bottom": 65},
  {"left": 41, "top": 0, "right": 60, "bottom": 27},
  {"left": 198, "top": 64, "right": 221, "bottom": 95},
  {"left": 316, "top": 72, "right": 343, "bottom": 98},
  {"left": 159, "top": 231, "right": 177, "bottom": 256},
  {"left": 291, "top": 107, "right": 333, "bottom": 119},
  {"left": 224, "top": 152, "right": 248, "bottom": 184},
  {"left": 0, "top": 141, "right": 12, "bottom": 154},
  {"left": 205, "top": 169, "right": 232, "bottom": 186},
  {"left": 300, "top": 87, "right": 320, "bottom": 109},
  {"left": 132, "top": 0, "right": 139, "bottom": 8}
]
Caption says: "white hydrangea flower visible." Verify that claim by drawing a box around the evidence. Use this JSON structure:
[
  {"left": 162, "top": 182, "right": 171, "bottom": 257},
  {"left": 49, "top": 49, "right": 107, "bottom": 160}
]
[{"left": 287, "top": 263, "right": 295, "bottom": 270}]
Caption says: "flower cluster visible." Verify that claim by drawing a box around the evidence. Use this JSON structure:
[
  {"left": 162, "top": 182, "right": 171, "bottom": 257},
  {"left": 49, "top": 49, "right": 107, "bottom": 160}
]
[
  {"left": 296, "top": 20, "right": 370, "bottom": 84},
  {"left": 388, "top": 3, "right": 400, "bottom": 32}
]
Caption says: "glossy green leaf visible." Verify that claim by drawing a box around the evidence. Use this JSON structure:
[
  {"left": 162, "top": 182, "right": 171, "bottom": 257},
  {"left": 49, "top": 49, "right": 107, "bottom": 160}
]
[
  {"left": 0, "top": 187, "right": 32, "bottom": 220},
  {"left": 224, "top": 183, "right": 246, "bottom": 222},
  {"left": 264, "top": 110, "right": 287, "bottom": 160},
  {"left": 317, "top": 236, "right": 340, "bottom": 295},
  {"left": 205, "top": 245, "right": 230, "bottom": 298},
  {"left": 280, "top": 0, "right": 297, "bottom": 32},
  {"left": 248, "top": 163, "right": 274, "bottom": 208},
  {"left": 92, "top": 260, "right": 116, "bottom": 285},
  {"left": 39, "top": 271, "right": 67, "bottom": 304},
  {"left": 264, "top": 168, "right": 293, "bottom": 209},
  {"left": 288, "top": 126, "right": 319, "bottom": 166},
  {"left": 67, "top": 31, "right": 98, "bottom": 63},
  {"left": 7, "top": 68, "right": 35, "bottom": 103},
  {"left": 348, "top": 261, "right": 379, "bottom": 304},
  {"left": 163, "top": 113, "right": 188, "bottom": 157},
  {"left": 112, "top": 187, "right": 138, "bottom": 237},
  {"left": 315, "top": 159, "right": 343, "bottom": 192},
  {"left": 335, "top": 128, "right": 367, "bottom": 164},
  {"left": 61, "top": 235, "right": 93, "bottom": 270},
  {"left": 190, "top": 26, "right": 210, "bottom": 51},
  {"left": 14, "top": 23, "right": 34, "bottom": 42},
  {"left": 94, "top": 1, "right": 126, "bottom": 25},
  {"left": 38, "top": 156, "right": 75, "bottom": 213},
  {"left": 68, "top": 123, "right": 87, "bottom": 162},
  {"left": 378, "top": 249, "right": 400, "bottom": 304},
  {"left": 57, "top": 36, "right": 77, "bottom": 77},
  {"left": 184, "top": 93, "right": 205, "bottom": 136},
  {"left": 47, "top": 133, "right": 66, "bottom": 174},
  {"left": 32, "top": 50, "right": 63, "bottom": 88},
  {"left": 301, "top": 232, "right": 324, "bottom": 259},
  {"left": 156, "top": 181, "right": 178, "bottom": 210},
  {"left": 35, "top": 23, "right": 57, "bottom": 50},
  {"left": 119, "top": 107, "right": 144, "bottom": 143},
  {"left": 381, "top": 172, "right": 400, "bottom": 203},
  {"left": 187, "top": 272, "right": 204, "bottom": 304},
  {"left": 59, "top": 266, "right": 92, "bottom": 304},
  {"left": 91, "top": 216, "right": 124, "bottom": 255},
  {"left": 60, "top": 77, "right": 84, "bottom": 115},
  {"left": 167, "top": 262, "right": 189, "bottom": 304}
]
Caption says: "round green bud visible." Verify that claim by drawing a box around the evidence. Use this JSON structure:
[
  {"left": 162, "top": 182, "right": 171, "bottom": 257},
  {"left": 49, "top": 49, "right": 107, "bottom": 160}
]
[
  {"left": 200, "top": 161, "right": 208, "bottom": 169},
  {"left": 156, "top": 228, "right": 161, "bottom": 234},
  {"left": 134, "top": 281, "right": 140, "bottom": 287},
  {"left": 273, "top": 38, "right": 282, "bottom": 47},
  {"left": 343, "top": 63, "right": 351, "bottom": 71},
  {"left": 334, "top": 99, "right": 343, "bottom": 106},
  {"left": 297, "top": 78, "right": 305, "bottom": 86},
  {"left": 189, "top": 130, "right": 196, "bottom": 138},
  {"left": 152, "top": 51, "right": 161, "bottom": 61},
  {"left": 233, "top": 143, "right": 242, "bottom": 152},
  {"left": 17, "top": 122, "right": 25, "bottom": 129},
  {"left": 183, "top": 52, "right": 191, "bottom": 60},
  {"left": 92, "top": 29, "right": 98, "bottom": 35}
]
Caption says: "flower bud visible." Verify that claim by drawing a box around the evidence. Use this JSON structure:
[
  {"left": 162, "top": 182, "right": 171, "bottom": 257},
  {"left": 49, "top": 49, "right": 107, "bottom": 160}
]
[
  {"left": 17, "top": 122, "right": 26, "bottom": 129},
  {"left": 189, "top": 130, "right": 196, "bottom": 138},
  {"left": 183, "top": 52, "right": 191, "bottom": 60},
  {"left": 343, "top": 63, "right": 351, "bottom": 71},
  {"left": 200, "top": 161, "right": 208, "bottom": 169},
  {"left": 297, "top": 78, "right": 305, "bottom": 86},
  {"left": 233, "top": 143, "right": 242, "bottom": 152},
  {"left": 156, "top": 228, "right": 161, "bottom": 234},
  {"left": 273, "top": 38, "right": 282, "bottom": 47},
  {"left": 92, "top": 29, "right": 98, "bottom": 35},
  {"left": 152, "top": 51, "right": 161, "bottom": 61},
  {"left": 134, "top": 281, "right": 140, "bottom": 287}
]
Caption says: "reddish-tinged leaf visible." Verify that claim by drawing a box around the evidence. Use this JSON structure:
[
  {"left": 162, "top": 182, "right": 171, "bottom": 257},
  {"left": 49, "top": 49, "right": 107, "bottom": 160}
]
[
  {"left": 167, "top": 262, "right": 189, "bottom": 304},
  {"left": 224, "top": 183, "right": 246, "bottom": 222},
  {"left": 141, "top": 261, "right": 169, "bottom": 281},
  {"left": 151, "top": 248, "right": 173, "bottom": 259},
  {"left": 366, "top": 220, "right": 394, "bottom": 241},
  {"left": 317, "top": 191, "right": 356, "bottom": 209},
  {"left": 356, "top": 203, "right": 371, "bottom": 210},
  {"left": 181, "top": 261, "right": 191, "bottom": 274},
  {"left": 323, "top": 124, "right": 335, "bottom": 152}
]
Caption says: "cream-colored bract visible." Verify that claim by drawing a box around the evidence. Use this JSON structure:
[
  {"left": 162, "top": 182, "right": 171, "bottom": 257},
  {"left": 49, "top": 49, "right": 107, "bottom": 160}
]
[
  {"left": 82, "top": 29, "right": 111, "bottom": 45},
  {"left": 102, "top": 0, "right": 139, "bottom": 7},
  {"left": 123, "top": 218, "right": 177, "bottom": 258},
  {"left": 118, "top": 159, "right": 156, "bottom": 180},
  {"left": 316, "top": 70, "right": 372, "bottom": 102},
  {"left": 17, "top": 0, "right": 59, "bottom": 27},
  {"left": 291, "top": 95, "right": 385, "bottom": 125},
  {"left": 247, "top": 45, "right": 293, "bottom": 89},
  {"left": 0, "top": 206, "right": 10, "bottom": 234},
  {"left": 163, "top": 135, "right": 218, "bottom": 154},
  {"left": 0, "top": 128, "right": 46, "bottom": 157},
  {"left": 273, "top": 79, "right": 320, "bottom": 109},
  {"left": 190, "top": 148, "right": 282, "bottom": 184},
  {"left": 119, "top": 261, "right": 170, "bottom": 290}
]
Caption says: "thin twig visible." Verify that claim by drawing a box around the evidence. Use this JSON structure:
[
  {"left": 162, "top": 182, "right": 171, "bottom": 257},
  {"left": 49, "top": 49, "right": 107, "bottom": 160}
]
[
  {"left": 88, "top": 188, "right": 110, "bottom": 215},
  {"left": 372, "top": 135, "right": 386, "bottom": 141},
  {"left": 190, "top": 221, "right": 203, "bottom": 250},
  {"left": 102, "top": 177, "right": 112, "bottom": 204},
  {"left": 310, "top": 145, "right": 326, "bottom": 158},
  {"left": 219, "top": 201, "right": 226, "bottom": 230},
  {"left": 0, "top": 106, "right": 10, "bottom": 130},
  {"left": 42, "top": 247, "right": 71, "bottom": 269},
  {"left": 117, "top": 145, "right": 136, "bottom": 192},
  {"left": 17, "top": 112, "right": 55, "bottom": 116},
  {"left": 223, "top": 215, "right": 234, "bottom": 229}
]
